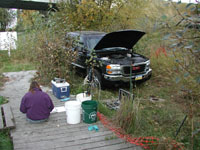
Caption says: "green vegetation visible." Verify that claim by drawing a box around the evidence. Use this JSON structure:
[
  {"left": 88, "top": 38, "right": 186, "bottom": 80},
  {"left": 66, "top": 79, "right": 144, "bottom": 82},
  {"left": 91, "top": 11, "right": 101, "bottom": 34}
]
[
  {"left": 0, "top": 0, "right": 198, "bottom": 149},
  {"left": 0, "top": 58, "right": 15, "bottom": 150},
  {"left": 0, "top": 96, "right": 13, "bottom": 150},
  {"left": 0, "top": 130, "right": 13, "bottom": 150},
  {"left": 0, "top": 96, "right": 8, "bottom": 104},
  {"left": 0, "top": 74, "right": 5, "bottom": 88},
  {"left": 0, "top": 8, "right": 16, "bottom": 31},
  {"left": 0, "top": 50, "right": 35, "bottom": 73}
]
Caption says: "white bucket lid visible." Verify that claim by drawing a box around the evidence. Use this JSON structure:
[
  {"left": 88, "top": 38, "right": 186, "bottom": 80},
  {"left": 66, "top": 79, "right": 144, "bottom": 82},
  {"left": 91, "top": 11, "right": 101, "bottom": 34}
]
[
  {"left": 51, "top": 80, "right": 70, "bottom": 87},
  {"left": 76, "top": 93, "right": 92, "bottom": 102}
]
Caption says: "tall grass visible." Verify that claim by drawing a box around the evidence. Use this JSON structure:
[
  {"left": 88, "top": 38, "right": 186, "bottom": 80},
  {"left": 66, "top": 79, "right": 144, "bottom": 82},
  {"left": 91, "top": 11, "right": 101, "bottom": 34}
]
[
  {"left": 0, "top": 50, "right": 35, "bottom": 72},
  {"left": 0, "top": 130, "right": 13, "bottom": 150}
]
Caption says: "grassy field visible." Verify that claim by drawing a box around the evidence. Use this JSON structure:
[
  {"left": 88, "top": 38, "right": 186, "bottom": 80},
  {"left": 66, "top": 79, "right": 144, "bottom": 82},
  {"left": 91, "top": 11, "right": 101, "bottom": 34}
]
[
  {"left": 0, "top": 50, "right": 35, "bottom": 73},
  {"left": 0, "top": 96, "right": 13, "bottom": 150},
  {"left": 0, "top": 129, "right": 13, "bottom": 150}
]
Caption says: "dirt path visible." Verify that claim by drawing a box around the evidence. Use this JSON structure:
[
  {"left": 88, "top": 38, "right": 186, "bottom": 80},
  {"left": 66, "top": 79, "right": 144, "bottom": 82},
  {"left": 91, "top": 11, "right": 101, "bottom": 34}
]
[
  {"left": 0, "top": 71, "right": 37, "bottom": 109},
  {"left": 0, "top": 71, "right": 142, "bottom": 150}
]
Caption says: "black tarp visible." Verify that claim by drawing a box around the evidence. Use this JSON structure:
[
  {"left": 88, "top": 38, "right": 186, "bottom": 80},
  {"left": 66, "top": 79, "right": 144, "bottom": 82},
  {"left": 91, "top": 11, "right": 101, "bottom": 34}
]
[{"left": 0, "top": 0, "right": 57, "bottom": 10}]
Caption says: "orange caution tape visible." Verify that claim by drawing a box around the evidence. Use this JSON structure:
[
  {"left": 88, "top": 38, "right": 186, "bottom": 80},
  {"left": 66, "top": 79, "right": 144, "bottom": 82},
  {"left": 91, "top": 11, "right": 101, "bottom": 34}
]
[
  {"left": 155, "top": 46, "right": 168, "bottom": 58},
  {"left": 97, "top": 112, "right": 184, "bottom": 150}
]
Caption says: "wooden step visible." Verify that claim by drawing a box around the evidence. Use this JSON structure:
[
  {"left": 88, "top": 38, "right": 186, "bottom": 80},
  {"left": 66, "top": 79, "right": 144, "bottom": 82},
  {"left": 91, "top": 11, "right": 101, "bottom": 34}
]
[{"left": 0, "top": 104, "right": 15, "bottom": 130}]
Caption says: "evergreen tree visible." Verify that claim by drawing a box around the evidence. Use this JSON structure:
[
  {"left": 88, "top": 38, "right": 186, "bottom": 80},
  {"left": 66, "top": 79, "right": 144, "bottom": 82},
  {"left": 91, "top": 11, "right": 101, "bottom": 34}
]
[{"left": 0, "top": 8, "right": 15, "bottom": 31}]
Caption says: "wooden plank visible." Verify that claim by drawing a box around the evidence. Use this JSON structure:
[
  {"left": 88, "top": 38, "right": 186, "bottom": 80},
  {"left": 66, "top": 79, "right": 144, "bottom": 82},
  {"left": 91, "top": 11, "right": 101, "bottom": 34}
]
[
  {"left": 13, "top": 123, "right": 107, "bottom": 138},
  {"left": 0, "top": 106, "right": 4, "bottom": 129},
  {"left": 13, "top": 123, "right": 89, "bottom": 134},
  {"left": 13, "top": 116, "right": 103, "bottom": 133},
  {"left": 14, "top": 133, "right": 113, "bottom": 150},
  {"left": 13, "top": 130, "right": 113, "bottom": 144},
  {"left": 56, "top": 138, "right": 125, "bottom": 150},
  {"left": 122, "top": 147, "right": 142, "bottom": 150},
  {"left": 53, "top": 133, "right": 114, "bottom": 149},
  {"left": 88, "top": 142, "right": 142, "bottom": 150},
  {"left": 2, "top": 104, "right": 15, "bottom": 129},
  {"left": 14, "top": 140, "right": 54, "bottom": 150},
  {"left": 13, "top": 120, "right": 104, "bottom": 134}
]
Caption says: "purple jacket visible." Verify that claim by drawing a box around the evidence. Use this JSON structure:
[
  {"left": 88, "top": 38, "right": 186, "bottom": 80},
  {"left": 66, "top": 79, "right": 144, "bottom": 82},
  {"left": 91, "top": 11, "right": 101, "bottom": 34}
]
[{"left": 20, "top": 88, "right": 54, "bottom": 120}]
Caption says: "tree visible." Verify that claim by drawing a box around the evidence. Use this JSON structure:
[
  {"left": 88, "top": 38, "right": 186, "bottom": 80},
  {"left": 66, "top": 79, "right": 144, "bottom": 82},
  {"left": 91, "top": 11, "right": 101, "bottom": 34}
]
[
  {"left": 0, "top": 8, "right": 15, "bottom": 31},
  {"left": 55, "top": 0, "right": 118, "bottom": 31},
  {"left": 162, "top": 2, "right": 200, "bottom": 149}
]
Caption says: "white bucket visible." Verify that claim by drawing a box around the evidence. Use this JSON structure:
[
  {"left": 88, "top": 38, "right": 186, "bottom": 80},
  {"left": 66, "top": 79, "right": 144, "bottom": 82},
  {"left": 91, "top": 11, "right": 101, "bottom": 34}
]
[
  {"left": 76, "top": 93, "right": 91, "bottom": 114},
  {"left": 76, "top": 93, "right": 92, "bottom": 103},
  {"left": 65, "top": 101, "right": 81, "bottom": 124}
]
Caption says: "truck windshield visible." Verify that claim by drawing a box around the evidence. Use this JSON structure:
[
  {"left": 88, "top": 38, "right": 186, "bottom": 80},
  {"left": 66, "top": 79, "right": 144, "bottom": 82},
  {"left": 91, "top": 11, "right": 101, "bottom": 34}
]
[{"left": 82, "top": 34, "right": 104, "bottom": 50}]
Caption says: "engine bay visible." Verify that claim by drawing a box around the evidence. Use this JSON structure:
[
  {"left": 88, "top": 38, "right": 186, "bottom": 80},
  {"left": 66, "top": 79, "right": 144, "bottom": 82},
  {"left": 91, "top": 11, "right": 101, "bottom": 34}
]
[{"left": 99, "top": 52, "right": 147, "bottom": 65}]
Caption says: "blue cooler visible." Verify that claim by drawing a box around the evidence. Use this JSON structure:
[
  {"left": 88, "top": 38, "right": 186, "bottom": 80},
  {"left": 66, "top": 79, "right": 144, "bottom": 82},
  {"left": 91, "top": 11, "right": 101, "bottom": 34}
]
[{"left": 51, "top": 80, "right": 70, "bottom": 99}]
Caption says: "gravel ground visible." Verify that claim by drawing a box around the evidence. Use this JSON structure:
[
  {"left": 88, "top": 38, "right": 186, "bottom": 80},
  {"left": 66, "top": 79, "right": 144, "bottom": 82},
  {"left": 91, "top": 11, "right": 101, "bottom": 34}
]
[
  {"left": 0, "top": 70, "right": 52, "bottom": 112},
  {"left": 1, "top": 71, "right": 36, "bottom": 106}
]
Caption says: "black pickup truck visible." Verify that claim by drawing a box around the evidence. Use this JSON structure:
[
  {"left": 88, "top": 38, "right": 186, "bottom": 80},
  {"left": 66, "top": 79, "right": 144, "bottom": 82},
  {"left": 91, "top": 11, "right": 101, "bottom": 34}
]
[{"left": 66, "top": 30, "right": 152, "bottom": 86}]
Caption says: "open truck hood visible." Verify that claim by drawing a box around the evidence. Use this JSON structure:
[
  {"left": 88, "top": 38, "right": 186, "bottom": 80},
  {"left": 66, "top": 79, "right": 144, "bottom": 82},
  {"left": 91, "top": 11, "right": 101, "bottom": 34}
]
[{"left": 94, "top": 30, "right": 145, "bottom": 50}]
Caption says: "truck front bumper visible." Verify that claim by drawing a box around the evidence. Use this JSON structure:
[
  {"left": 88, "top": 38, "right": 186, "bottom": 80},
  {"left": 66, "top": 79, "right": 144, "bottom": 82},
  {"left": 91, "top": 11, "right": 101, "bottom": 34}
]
[{"left": 103, "top": 69, "right": 152, "bottom": 82}]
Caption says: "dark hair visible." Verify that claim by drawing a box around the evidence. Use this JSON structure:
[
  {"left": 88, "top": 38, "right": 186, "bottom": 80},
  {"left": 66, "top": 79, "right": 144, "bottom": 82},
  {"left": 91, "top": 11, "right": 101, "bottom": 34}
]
[{"left": 29, "top": 81, "right": 41, "bottom": 93}]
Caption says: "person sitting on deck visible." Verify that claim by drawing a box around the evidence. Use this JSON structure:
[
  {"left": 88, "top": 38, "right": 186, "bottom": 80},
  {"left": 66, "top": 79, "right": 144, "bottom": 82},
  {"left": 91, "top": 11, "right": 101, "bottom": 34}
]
[{"left": 20, "top": 81, "right": 54, "bottom": 123}]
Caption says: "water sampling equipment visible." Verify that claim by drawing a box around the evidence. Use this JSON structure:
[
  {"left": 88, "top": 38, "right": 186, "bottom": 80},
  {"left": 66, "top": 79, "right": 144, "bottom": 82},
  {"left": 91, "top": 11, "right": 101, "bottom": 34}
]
[
  {"left": 51, "top": 78, "right": 70, "bottom": 100},
  {"left": 81, "top": 100, "right": 98, "bottom": 124},
  {"left": 65, "top": 101, "right": 81, "bottom": 124}
]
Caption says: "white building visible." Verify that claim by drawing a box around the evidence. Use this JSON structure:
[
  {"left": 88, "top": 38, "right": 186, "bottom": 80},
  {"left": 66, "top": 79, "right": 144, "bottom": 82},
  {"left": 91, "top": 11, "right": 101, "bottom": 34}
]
[{"left": 0, "top": 32, "right": 17, "bottom": 50}]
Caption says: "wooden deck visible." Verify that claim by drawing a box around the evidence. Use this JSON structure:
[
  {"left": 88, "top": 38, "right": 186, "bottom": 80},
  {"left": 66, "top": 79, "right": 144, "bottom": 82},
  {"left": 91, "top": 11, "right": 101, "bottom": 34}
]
[
  {"left": 0, "top": 71, "right": 142, "bottom": 150},
  {"left": 0, "top": 104, "right": 15, "bottom": 130}
]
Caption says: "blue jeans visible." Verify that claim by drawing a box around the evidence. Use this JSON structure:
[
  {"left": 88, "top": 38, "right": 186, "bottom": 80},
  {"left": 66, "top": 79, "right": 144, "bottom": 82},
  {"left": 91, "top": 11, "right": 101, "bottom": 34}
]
[{"left": 26, "top": 118, "right": 48, "bottom": 123}]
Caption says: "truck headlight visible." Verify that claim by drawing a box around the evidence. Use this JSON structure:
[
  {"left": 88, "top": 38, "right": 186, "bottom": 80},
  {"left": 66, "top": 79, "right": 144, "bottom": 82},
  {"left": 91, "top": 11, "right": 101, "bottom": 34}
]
[
  {"left": 146, "top": 60, "right": 150, "bottom": 70},
  {"left": 146, "top": 60, "right": 150, "bottom": 66},
  {"left": 106, "top": 64, "right": 121, "bottom": 74}
]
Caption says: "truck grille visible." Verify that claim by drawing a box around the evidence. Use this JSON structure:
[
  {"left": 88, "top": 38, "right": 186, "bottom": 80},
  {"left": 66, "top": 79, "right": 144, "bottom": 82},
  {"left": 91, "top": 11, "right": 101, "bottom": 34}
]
[{"left": 123, "top": 64, "right": 146, "bottom": 75}]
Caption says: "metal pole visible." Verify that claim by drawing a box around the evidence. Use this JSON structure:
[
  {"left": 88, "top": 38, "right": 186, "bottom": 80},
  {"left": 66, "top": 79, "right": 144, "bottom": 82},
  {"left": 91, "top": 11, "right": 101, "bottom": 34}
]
[
  {"left": 175, "top": 115, "right": 187, "bottom": 138},
  {"left": 129, "top": 61, "right": 133, "bottom": 100}
]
